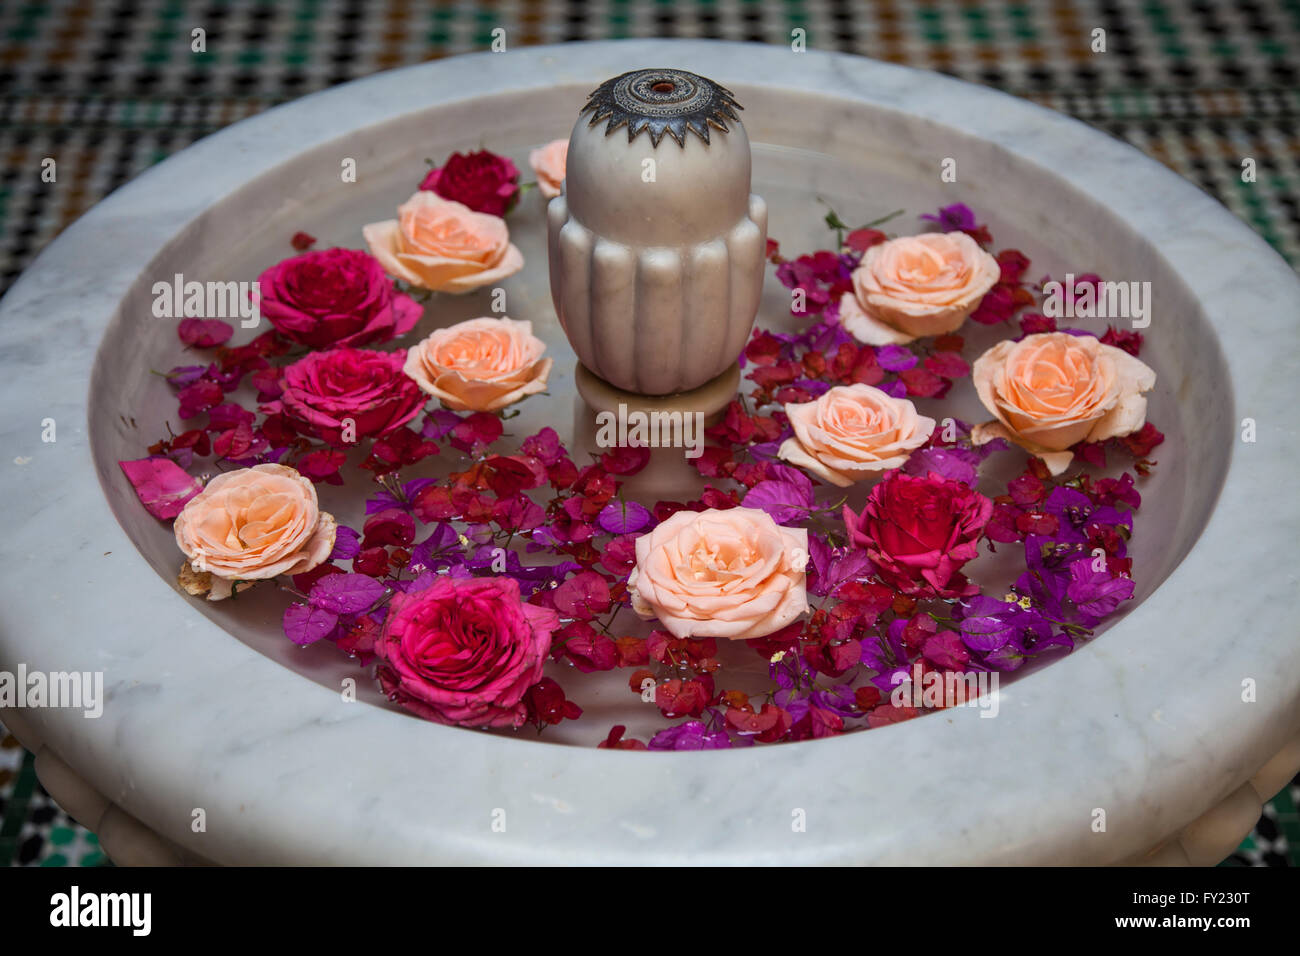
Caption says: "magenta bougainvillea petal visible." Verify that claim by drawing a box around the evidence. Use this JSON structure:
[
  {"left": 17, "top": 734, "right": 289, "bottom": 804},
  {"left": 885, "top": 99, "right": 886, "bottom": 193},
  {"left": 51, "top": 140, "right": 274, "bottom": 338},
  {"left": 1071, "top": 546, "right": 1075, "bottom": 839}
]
[
  {"left": 118, "top": 457, "right": 202, "bottom": 520},
  {"left": 177, "top": 318, "right": 235, "bottom": 348}
]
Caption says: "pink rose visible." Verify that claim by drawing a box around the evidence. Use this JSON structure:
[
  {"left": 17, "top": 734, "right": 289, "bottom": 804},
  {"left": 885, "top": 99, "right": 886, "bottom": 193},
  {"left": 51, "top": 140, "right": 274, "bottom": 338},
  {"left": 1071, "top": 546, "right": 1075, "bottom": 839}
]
[
  {"left": 266, "top": 347, "right": 426, "bottom": 446},
  {"left": 375, "top": 576, "right": 559, "bottom": 728},
  {"left": 842, "top": 471, "right": 992, "bottom": 598},
  {"left": 839, "top": 232, "right": 1000, "bottom": 344},
  {"left": 971, "top": 331, "right": 1156, "bottom": 475},
  {"left": 778, "top": 384, "right": 936, "bottom": 486},
  {"left": 528, "top": 138, "right": 568, "bottom": 199},
  {"left": 257, "top": 248, "right": 422, "bottom": 349},
  {"left": 629, "top": 507, "right": 809, "bottom": 641},
  {"left": 403, "top": 316, "right": 552, "bottom": 412},
  {"left": 363, "top": 192, "right": 524, "bottom": 293},
  {"left": 173, "top": 464, "right": 336, "bottom": 601},
  {"left": 418, "top": 149, "right": 520, "bottom": 217}
]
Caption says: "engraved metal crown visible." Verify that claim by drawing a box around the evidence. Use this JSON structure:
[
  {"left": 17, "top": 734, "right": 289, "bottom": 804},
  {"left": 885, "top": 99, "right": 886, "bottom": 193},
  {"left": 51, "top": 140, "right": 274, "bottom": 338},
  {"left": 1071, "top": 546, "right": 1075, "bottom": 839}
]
[{"left": 579, "top": 68, "right": 742, "bottom": 148}]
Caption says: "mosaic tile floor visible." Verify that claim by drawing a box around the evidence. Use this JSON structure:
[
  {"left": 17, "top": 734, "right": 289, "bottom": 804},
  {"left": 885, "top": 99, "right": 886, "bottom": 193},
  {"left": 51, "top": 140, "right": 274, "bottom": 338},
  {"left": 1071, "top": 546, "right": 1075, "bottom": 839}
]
[{"left": 0, "top": 0, "right": 1296, "bottom": 866}]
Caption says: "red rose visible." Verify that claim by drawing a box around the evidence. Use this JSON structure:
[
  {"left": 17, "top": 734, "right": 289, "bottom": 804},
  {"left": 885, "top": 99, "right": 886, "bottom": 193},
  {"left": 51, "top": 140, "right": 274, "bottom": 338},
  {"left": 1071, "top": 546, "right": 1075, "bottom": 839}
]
[
  {"left": 375, "top": 576, "right": 560, "bottom": 728},
  {"left": 843, "top": 471, "right": 992, "bottom": 597},
  {"left": 267, "top": 347, "right": 426, "bottom": 447},
  {"left": 418, "top": 150, "right": 520, "bottom": 217},
  {"left": 258, "top": 248, "right": 422, "bottom": 349}
]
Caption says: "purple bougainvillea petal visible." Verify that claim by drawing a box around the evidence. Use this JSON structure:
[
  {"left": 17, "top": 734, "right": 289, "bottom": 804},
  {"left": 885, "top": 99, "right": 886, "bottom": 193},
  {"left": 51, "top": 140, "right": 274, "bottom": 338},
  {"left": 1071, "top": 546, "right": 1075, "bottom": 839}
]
[
  {"left": 420, "top": 408, "right": 462, "bottom": 441},
  {"left": 647, "top": 720, "right": 731, "bottom": 750},
  {"left": 959, "top": 615, "right": 1016, "bottom": 652},
  {"left": 902, "top": 447, "right": 978, "bottom": 487},
  {"left": 920, "top": 202, "right": 977, "bottom": 232},
  {"left": 164, "top": 364, "right": 207, "bottom": 388},
  {"left": 819, "top": 549, "right": 873, "bottom": 598},
  {"left": 878, "top": 379, "right": 908, "bottom": 399},
  {"left": 118, "top": 457, "right": 202, "bottom": 520},
  {"left": 742, "top": 478, "right": 813, "bottom": 525},
  {"left": 308, "top": 574, "right": 388, "bottom": 615},
  {"left": 876, "top": 345, "right": 918, "bottom": 372},
  {"left": 1066, "top": 561, "right": 1135, "bottom": 622},
  {"left": 597, "top": 500, "right": 651, "bottom": 535},
  {"left": 282, "top": 602, "right": 340, "bottom": 646},
  {"left": 328, "top": 526, "right": 361, "bottom": 562}
]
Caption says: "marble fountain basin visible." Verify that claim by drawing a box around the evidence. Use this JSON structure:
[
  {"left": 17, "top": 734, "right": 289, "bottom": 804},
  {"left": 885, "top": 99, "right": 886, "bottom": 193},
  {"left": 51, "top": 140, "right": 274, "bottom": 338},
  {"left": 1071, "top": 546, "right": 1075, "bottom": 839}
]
[{"left": 0, "top": 40, "right": 1297, "bottom": 866}]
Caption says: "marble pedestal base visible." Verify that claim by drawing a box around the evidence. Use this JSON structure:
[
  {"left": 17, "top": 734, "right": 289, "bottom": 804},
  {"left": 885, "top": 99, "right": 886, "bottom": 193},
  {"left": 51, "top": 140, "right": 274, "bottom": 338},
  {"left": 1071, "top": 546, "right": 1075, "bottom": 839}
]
[
  {"left": 574, "top": 360, "right": 740, "bottom": 422},
  {"left": 572, "top": 361, "right": 738, "bottom": 502}
]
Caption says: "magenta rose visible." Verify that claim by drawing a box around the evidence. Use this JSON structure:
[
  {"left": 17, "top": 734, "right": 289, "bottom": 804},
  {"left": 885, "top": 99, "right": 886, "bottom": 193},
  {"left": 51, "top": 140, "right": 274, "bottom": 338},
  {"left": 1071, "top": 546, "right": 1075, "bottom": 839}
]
[
  {"left": 375, "top": 576, "right": 560, "bottom": 728},
  {"left": 843, "top": 471, "right": 993, "bottom": 597},
  {"left": 267, "top": 347, "right": 426, "bottom": 447},
  {"left": 418, "top": 150, "right": 520, "bottom": 217},
  {"left": 258, "top": 248, "right": 422, "bottom": 349}
]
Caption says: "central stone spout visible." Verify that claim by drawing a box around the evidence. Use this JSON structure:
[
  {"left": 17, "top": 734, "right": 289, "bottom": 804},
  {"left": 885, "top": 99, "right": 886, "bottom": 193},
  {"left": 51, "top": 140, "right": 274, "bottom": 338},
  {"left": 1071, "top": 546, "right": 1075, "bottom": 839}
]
[{"left": 547, "top": 68, "right": 768, "bottom": 417}]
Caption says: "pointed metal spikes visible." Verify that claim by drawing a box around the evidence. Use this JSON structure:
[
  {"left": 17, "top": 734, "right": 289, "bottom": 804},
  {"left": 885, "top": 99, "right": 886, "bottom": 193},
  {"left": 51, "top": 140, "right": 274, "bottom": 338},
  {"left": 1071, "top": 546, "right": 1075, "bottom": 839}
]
[{"left": 578, "top": 68, "right": 743, "bottom": 149}]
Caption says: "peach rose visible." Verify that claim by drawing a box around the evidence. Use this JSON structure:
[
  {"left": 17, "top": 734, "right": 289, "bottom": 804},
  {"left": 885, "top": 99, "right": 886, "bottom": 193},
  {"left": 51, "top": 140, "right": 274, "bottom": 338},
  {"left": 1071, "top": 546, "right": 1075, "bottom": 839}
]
[
  {"left": 628, "top": 507, "right": 809, "bottom": 641},
  {"left": 529, "top": 138, "right": 568, "bottom": 199},
  {"left": 362, "top": 191, "right": 523, "bottom": 293},
  {"left": 839, "top": 232, "right": 1000, "bottom": 345},
  {"left": 971, "top": 332, "right": 1156, "bottom": 475},
  {"left": 778, "top": 384, "right": 936, "bottom": 487},
  {"left": 403, "top": 316, "right": 552, "bottom": 412},
  {"left": 173, "top": 463, "right": 336, "bottom": 601}
]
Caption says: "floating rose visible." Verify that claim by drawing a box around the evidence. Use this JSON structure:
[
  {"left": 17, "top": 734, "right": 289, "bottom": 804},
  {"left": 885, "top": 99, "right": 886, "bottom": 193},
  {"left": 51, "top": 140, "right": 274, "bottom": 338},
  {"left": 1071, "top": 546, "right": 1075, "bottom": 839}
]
[
  {"left": 418, "top": 149, "right": 520, "bottom": 217},
  {"left": 778, "top": 383, "right": 936, "bottom": 486},
  {"left": 843, "top": 471, "right": 992, "bottom": 598},
  {"left": 839, "top": 232, "right": 1000, "bottom": 345},
  {"left": 628, "top": 507, "right": 809, "bottom": 641},
  {"left": 173, "top": 464, "right": 337, "bottom": 601},
  {"left": 265, "top": 347, "right": 426, "bottom": 447},
  {"left": 528, "top": 138, "right": 568, "bottom": 199},
  {"left": 257, "top": 248, "right": 423, "bottom": 349},
  {"left": 374, "top": 576, "right": 559, "bottom": 728},
  {"left": 403, "top": 316, "right": 552, "bottom": 413},
  {"left": 970, "top": 331, "right": 1156, "bottom": 475},
  {"left": 362, "top": 192, "right": 524, "bottom": 293}
]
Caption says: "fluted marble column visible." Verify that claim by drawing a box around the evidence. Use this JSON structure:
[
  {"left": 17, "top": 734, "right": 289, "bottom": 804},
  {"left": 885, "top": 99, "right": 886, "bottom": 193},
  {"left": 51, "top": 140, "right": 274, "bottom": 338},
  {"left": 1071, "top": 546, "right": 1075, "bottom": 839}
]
[{"left": 548, "top": 68, "right": 767, "bottom": 404}]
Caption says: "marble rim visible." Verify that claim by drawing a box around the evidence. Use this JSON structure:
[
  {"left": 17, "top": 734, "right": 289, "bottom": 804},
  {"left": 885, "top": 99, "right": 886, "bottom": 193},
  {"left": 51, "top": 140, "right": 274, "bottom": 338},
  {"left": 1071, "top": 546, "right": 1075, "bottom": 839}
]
[{"left": 0, "top": 40, "right": 1296, "bottom": 865}]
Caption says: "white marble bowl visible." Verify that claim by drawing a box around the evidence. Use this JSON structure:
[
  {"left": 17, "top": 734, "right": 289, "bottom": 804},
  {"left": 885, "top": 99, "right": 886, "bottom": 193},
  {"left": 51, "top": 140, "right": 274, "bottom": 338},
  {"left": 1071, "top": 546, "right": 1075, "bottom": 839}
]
[{"left": 0, "top": 40, "right": 1297, "bottom": 865}]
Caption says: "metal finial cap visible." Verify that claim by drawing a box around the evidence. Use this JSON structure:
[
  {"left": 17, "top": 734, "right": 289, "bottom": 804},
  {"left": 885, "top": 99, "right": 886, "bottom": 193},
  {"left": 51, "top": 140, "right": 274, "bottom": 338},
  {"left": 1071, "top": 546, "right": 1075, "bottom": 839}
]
[{"left": 578, "top": 68, "right": 743, "bottom": 148}]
